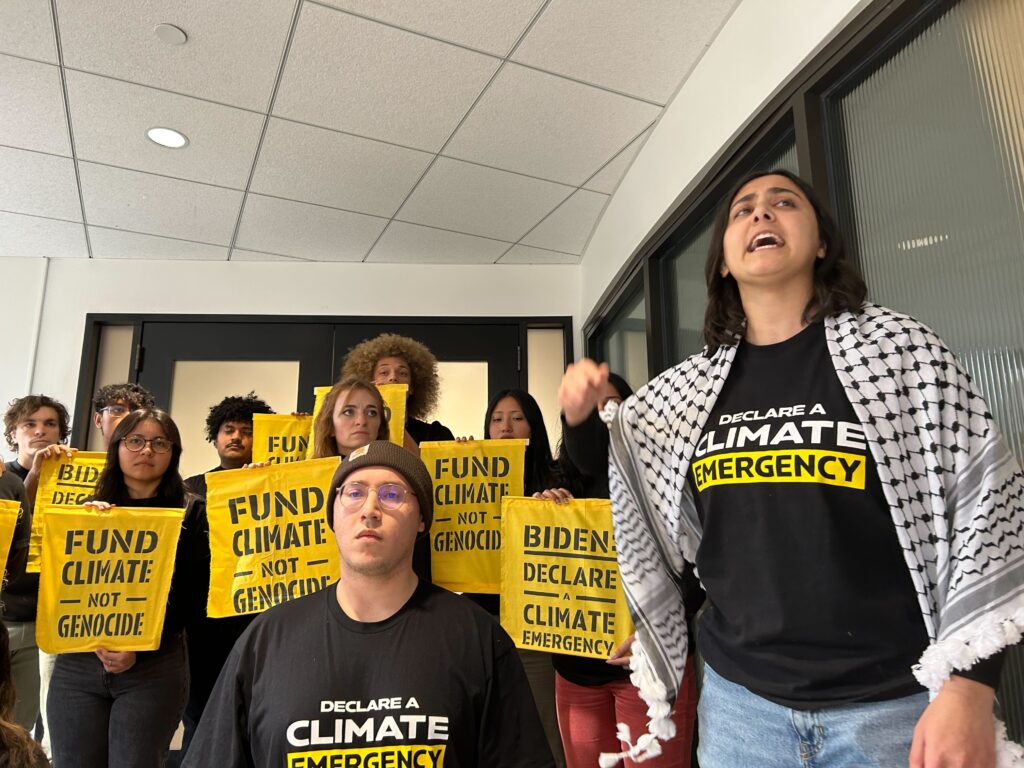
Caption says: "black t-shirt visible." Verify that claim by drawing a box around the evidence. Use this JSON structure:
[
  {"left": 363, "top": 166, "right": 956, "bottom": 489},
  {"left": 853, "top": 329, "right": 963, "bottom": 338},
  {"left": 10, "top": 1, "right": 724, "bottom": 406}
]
[
  {"left": 691, "top": 322, "right": 930, "bottom": 708},
  {"left": 0, "top": 470, "right": 33, "bottom": 621},
  {"left": 406, "top": 418, "right": 455, "bottom": 445},
  {"left": 184, "top": 465, "right": 225, "bottom": 498},
  {"left": 4, "top": 460, "right": 29, "bottom": 482},
  {"left": 185, "top": 580, "right": 554, "bottom": 768}
]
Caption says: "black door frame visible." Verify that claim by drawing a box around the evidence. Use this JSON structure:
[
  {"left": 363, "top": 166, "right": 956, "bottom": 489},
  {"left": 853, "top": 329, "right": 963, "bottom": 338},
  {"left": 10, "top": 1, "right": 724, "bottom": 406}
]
[{"left": 72, "top": 313, "right": 574, "bottom": 448}]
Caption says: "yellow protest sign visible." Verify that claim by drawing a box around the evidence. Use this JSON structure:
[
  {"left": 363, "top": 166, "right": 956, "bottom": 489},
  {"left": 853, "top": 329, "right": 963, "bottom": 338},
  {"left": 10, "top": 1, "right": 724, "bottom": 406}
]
[
  {"left": 421, "top": 440, "right": 526, "bottom": 593},
  {"left": 377, "top": 384, "right": 408, "bottom": 447},
  {"left": 28, "top": 451, "right": 106, "bottom": 573},
  {"left": 36, "top": 505, "right": 184, "bottom": 653},
  {"left": 0, "top": 499, "right": 21, "bottom": 580},
  {"left": 500, "top": 497, "right": 633, "bottom": 659},
  {"left": 305, "top": 385, "right": 333, "bottom": 459},
  {"left": 253, "top": 414, "right": 313, "bottom": 464},
  {"left": 206, "top": 457, "right": 341, "bottom": 618}
]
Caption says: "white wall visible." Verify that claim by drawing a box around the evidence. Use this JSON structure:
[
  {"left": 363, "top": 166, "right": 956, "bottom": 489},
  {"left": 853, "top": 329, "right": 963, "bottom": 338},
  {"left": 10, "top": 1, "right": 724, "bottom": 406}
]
[
  {"left": 0, "top": 257, "right": 580, "bottom": 444},
  {"left": 0, "top": 258, "right": 48, "bottom": 419},
  {"left": 579, "top": 0, "right": 872, "bottom": 321}
]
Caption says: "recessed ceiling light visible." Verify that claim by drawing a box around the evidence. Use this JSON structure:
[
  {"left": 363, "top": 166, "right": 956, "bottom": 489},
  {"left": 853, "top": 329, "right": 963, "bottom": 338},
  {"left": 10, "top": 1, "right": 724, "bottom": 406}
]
[
  {"left": 154, "top": 23, "right": 188, "bottom": 45},
  {"left": 147, "top": 127, "right": 189, "bottom": 149}
]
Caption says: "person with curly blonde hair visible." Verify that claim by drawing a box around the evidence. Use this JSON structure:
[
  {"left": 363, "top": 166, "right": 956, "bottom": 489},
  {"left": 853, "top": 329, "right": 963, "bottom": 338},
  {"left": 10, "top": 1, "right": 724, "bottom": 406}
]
[{"left": 340, "top": 334, "right": 455, "bottom": 445}]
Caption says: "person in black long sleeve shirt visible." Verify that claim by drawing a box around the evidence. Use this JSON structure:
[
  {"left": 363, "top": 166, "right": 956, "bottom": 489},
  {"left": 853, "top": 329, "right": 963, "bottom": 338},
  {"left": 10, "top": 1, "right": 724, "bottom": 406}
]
[{"left": 45, "top": 409, "right": 205, "bottom": 768}]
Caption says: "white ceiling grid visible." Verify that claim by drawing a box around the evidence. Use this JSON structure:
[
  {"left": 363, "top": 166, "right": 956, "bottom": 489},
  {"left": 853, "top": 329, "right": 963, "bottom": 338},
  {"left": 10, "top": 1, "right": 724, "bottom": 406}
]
[{"left": 0, "top": 0, "right": 739, "bottom": 264}]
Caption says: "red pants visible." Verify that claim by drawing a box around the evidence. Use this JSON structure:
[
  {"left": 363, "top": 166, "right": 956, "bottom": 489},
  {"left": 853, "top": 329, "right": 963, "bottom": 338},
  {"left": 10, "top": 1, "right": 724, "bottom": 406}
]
[{"left": 555, "top": 656, "right": 697, "bottom": 768}]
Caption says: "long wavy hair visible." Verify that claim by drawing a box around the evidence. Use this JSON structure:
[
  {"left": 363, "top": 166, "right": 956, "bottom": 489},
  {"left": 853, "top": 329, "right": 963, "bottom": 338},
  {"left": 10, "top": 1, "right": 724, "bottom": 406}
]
[
  {"left": 91, "top": 409, "right": 186, "bottom": 506},
  {"left": 1, "top": 619, "right": 49, "bottom": 766},
  {"left": 703, "top": 169, "right": 867, "bottom": 355},
  {"left": 483, "top": 389, "right": 557, "bottom": 496},
  {"left": 311, "top": 378, "right": 390, "bottom": 459}
]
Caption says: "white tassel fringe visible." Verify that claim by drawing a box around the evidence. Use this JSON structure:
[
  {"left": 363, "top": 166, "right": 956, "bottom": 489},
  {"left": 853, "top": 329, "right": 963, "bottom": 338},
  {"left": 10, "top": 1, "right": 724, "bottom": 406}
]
[{"left": 598, "top": 636, "right": 676, "bottom": 766}]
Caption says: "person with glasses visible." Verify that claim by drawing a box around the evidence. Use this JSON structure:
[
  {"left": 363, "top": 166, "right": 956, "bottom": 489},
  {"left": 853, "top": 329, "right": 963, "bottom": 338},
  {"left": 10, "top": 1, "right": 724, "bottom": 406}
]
[
  {"left": 186, "top": 440, "right": 554, "bottom": 768},
  {"left": 91, "top": 383, "right": 156, "bottom": 449},
  {"left": 184, "top": 392, "right": 274, "bottom": 498},
  {"left": 47, "top": 408, "right": 205, "bottom": 768}
]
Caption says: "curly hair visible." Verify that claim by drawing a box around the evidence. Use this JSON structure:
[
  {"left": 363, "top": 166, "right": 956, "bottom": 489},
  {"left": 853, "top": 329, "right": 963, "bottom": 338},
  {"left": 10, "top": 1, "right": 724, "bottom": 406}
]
[
  {"left": 311, "top": 378, "right": 390, "bottom": 459},
  {"left": 704, "top": 168, "right": 867, "bottom": 356},
  {"left": 1, "top": 620, "right": 49, "bottom": 767},
  {"left": 203, "top": 393, "right": 274, "bottom": 443},
  {"left": 340, "top": 334, "right": 440, "bottom": 420},
  {"left": 91, "top": 383, "right": 155, "bottom": 413},
  {"left": 4, "top": 395, "right": 70, "bottom": 451}
]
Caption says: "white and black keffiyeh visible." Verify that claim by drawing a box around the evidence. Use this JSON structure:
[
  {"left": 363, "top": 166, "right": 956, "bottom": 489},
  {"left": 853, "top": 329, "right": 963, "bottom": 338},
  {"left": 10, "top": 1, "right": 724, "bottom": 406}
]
[{"left": 601, "top": 304, "right": 1024, "bottom": 766}]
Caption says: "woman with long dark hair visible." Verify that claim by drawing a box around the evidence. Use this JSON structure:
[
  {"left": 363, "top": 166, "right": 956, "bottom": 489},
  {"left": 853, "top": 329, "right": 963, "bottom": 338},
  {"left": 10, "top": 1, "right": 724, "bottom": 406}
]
[
  {"left": 47, "top": 408, "right": 204, "bottom": 767},
  {"left": 482, "top": 388, "right": 568, "bottom": 768},
  {"left": 560, "top": 170, "right": 1024, "bottom": 766},
  {"left": 553, "top": 374, "right": 699, "bottom": 768},
  {"left": 1, "top": 618, "right": 48, "bottom": 767}
]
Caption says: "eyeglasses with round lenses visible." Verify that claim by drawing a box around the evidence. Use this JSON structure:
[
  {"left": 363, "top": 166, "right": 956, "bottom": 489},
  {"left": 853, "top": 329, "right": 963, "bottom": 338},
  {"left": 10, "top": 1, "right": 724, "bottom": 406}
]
[
  {"left": 121, "top": 435, "right": 173, "bottom": 454},
  {"left": 337, "top": 482, "right": 414, "bottom": 511},
  {"left": 100, "top": 405, "right": 131, "bottom": 417}
]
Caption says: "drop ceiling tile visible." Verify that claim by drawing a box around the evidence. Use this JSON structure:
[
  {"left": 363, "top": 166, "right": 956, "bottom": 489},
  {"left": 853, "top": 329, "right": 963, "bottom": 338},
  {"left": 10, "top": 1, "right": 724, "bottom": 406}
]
[
  {"left": 498, "top": 244, "right": 580, "bottom": 264},
  {"left": 251, "top": 118, "right": 433, "bottom": 217},
  {"left": 397, "top": 157, "right": 572, "bottom": 242},
  {"left": 513, "top": 0, "right": 738, "bottom": 103},
  {"left": 78, "top": 163, "right": 243, "bottom": 244},
  {"left": 0, "top": 54, "right": 71, "bottom": 155},
  {"left": 0, "top": 0, "right": 57, "bottom": 62},
  {"left": 318, "top": 0, "right": 543, "bottom": 56},
  {"left": 235, "top": 194, "right": 386, "bottom": 261},
  {"left": 583, "top": 127, "right": 651, "bottom": 194},
  {"left": 366, "top": 221, "right": 510, "bottom": 264},
  {"left": 66, "top": 71, "right": 264, "bottom": 189},
  {"left": 55, "top": 0, "right": 295, "bottom": 111},
  {"left": 274, "top": 4, "right": 500, "bottom": 151},
  {"left": 230, "top": 248, "right": 308, "bottom": 262},
  {"left": 521, "top": 189, "right": 607, "bottom": 254},
  {"left": 445, "top": 64, "right": 660, "bottom": 186},
  {"left": 88, "top": 227, "right": 228, "bottom": 260},
  {"left": 0, "top": 212, "right": 87, "bottom": 258},
  {"left": 0, "top": 147, "right": 81, "bottom": 220}
]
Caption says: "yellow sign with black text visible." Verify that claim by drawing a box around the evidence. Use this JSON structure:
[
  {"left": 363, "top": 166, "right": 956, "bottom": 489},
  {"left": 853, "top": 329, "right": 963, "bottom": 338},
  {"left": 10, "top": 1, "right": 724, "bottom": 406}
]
[
  {"left": 286, "top": 746, "right": 447, "bottom": 768},
  {"left": 36, "top": 505, "right": 184, "bottom": 653},
  {"left": 500, "top": 497, "right": 633, "bottom": 659},
  {"left": 0, "top": 499, "right": 21, "bottom": 581},
  {"left": 253, "top": 414, "right": 313, "bottom": 464},
  {"left": 28, "top": 451, "right": 106, "bottom": 573},
  {"left": 377, "top": 384, "right": 408, "bottom": 447},
  {"left": 206, "top": 457, "right": 341, "bottom": 617},
  {"left": 421, "top": 440, "right": 526, "bottom": 594}
]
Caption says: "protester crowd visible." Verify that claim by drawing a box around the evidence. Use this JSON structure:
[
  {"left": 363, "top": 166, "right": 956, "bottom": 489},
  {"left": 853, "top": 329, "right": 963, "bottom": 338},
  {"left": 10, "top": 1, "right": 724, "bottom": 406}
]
[{"left": 2, "top": 171, "right": 1022, "bottom": 768}]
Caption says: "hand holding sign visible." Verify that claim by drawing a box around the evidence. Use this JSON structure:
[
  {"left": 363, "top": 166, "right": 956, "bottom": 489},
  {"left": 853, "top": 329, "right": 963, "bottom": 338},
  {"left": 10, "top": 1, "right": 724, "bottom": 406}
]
[
  {"left": 36, "top": 504, "right": 185, "bottom": 653},
  {"left": 500, "top": 497, "right": 633, "bottom": 660}
]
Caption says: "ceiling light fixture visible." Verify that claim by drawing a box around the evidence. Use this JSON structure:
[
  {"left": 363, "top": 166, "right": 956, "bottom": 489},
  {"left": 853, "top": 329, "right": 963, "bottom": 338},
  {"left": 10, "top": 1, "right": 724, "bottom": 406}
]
[
  {"left": 147, "top": 127, "right": 189, "bottom": 149},
  {"left": 154, "top": 23, "right": 188, "bottom": 45}
]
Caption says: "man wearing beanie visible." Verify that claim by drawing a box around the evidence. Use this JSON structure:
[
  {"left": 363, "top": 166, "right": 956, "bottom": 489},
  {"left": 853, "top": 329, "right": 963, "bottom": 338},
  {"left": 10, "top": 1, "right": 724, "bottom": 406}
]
[{"left": 186, "top": 441, "right": 554, "bottom": 768}]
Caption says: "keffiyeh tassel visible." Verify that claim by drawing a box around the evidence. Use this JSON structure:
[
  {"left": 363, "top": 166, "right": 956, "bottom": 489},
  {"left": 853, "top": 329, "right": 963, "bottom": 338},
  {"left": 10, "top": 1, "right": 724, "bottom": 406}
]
[{"left": 598, "top": 636, "right": 677, "bottom": 766}]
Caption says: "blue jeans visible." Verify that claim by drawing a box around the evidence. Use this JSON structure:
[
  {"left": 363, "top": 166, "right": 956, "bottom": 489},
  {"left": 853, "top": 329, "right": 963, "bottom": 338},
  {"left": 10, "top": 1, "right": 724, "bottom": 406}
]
[
  {"left": 698, "top": 662, "right": 929, "bottom": 768},
  {"left": 48, "top": 634, "right": 188, "bottom": 768}
]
